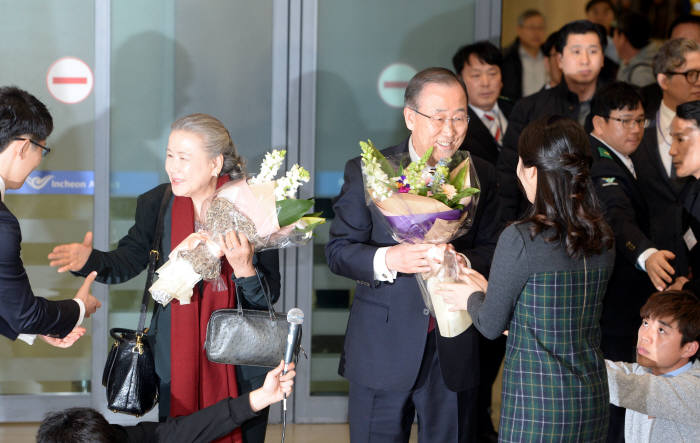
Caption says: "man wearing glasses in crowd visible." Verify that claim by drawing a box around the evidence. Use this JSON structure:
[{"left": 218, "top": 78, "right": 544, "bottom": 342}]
[
  {"left": 0, "top": 86, "right": 101, "bottom": 348},
  {"left": 326, "top": 67, "right": 500, "bottom": 442},
  {"left": 634, "top": 39, "right": 700, "bottom": 299},
  {"left": 588, "top": 82, "right": 677, "bottom": 443}
]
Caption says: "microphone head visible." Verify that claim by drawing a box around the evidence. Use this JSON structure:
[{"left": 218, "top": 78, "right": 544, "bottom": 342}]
[{"left": 287, "top": 308, "right": 304, "bottom": 325}]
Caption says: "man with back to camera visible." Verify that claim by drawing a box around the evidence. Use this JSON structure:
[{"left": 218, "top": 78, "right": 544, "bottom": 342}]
[
  {"left": 0, "top": 86, "right": 100, "bottom": 347},
  {"left": 452, "top": 40, "right": 513, "bottom": 166},
  {"left": 501, "top": 9, "right": 547, "bottom": 101},
  {"left": 588, "top": 81, "right": 674, "bottom": 442},
  {"left": 606, "top": 290, "right": 700, "bottom": 442},
  {"left": 613, "top": 11, "right": 658, "bottom": 87},
  {"left": 633, "top": 38, "right": 700, "bottom": 294},
  {"left": 326, "top": 67, "right": 501, "bottom": 442},
  {"left": 497, "top": 20, "right": 608, "bottom": 225}
]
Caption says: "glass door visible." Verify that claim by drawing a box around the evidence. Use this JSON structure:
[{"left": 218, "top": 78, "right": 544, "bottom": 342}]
[{"left": 0, "top": 0, "right": 96, "bottom": 421}]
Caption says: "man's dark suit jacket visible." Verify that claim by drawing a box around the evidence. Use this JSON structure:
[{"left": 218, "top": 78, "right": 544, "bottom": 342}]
[
  {"left": 458, "top": 98, "right": 514, "bottom": 166},
  {"left": 325, "top": 139, "right": 500, "bottom": 392},
  {"left": 501, "top": 40, "right": 524, "bottom": 102},
  {"left": 113, "top": 394, "right": 258, "bottom": 442},
  {"left": 0, "top": 200, "right": 78, "bottom": 340},
  {"left": 634, "top": 125, "right": 694, "bottom": 276},
  {"left": 589, "top": 136, "right": 656, "bottom": 336}
]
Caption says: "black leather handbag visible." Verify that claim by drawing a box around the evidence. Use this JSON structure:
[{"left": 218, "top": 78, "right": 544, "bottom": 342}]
[
  {"left": 204, "top": 273, "right": 301, "bottom": 368},
  {"left": 101, "top": 185, "right": 171, "bottom": 416}
]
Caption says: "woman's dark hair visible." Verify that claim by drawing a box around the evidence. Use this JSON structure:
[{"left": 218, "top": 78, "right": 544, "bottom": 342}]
[
  {"left": 676, "top": 100, "right": 700, "bottom": 128},
  {"left": 518, "top": 116, "right": 614, "bottom": 258}
]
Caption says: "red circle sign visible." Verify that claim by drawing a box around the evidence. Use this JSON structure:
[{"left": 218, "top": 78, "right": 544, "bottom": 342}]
[{"left": 46, "top": 57, "right": 94, "bottom": 104}]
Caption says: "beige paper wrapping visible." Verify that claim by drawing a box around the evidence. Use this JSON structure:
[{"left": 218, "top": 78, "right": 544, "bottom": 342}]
[{"left": 426, "top": 276, "right": 473, "bottom": 337}]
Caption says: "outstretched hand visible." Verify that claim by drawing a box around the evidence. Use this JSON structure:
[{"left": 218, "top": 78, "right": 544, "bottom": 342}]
[
  {"left": 48, "top": 231, "right": 93, "bottom": 273},
  {"left": 39, "top": 326, "right": 86, "bottom": 348},
  {"left": 248, "top": 360, "right": 296, "bottom": 412},
  {"left": 74, "top": 271, "right": 101, "bottom": 318}
]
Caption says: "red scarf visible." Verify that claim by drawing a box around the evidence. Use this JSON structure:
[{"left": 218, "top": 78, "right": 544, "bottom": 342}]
[{"left": 170, "top": 176, "right": 242, "bottom": 443}]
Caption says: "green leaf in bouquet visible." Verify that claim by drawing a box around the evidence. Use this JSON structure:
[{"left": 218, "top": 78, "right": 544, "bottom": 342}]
[
  {"left": 297, "top": 216, "right": 326, "bottom": 232},
  {"left": 360, "top": 139, "right": 396, "bottom": 177},
  {"left": 277, "top": 198, "right": 315, "bottom": 227},
  {"left": 448, "top": 187, "right": 480, "bottom": 208},
  {"left": 448, "top": 157, "right": 471, "bottom": 191}
]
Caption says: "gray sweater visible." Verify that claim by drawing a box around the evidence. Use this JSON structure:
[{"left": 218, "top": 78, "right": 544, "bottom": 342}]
[{"left": 606, "top": 359, "right": 700, "bottom": 442}]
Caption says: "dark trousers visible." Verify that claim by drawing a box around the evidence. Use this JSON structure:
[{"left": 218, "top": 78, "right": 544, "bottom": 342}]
[
  {"left": 476, "top": 334, "right": 506, "bottom": 438},
  {"left": 348, "top": 331, "right": 477, "bottom": 442},
  {"left": 601, "top": 334, "right": 637, "bottom": 443}
]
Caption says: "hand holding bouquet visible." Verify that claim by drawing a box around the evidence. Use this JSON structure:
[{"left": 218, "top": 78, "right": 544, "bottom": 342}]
[
  {"left": 360, "top": 139, "right": 479, "bottom": 337},
  {"left": 149, "top": 150, "right": 325, "bottom": 306}
]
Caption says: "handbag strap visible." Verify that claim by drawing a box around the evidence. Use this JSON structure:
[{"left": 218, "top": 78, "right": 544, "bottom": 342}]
[
  {"left": 235, "top": 268, "right": 277, "bottom": 320},
  {"left": 137, "top": 185, "right": 172, "bottom": 332}
]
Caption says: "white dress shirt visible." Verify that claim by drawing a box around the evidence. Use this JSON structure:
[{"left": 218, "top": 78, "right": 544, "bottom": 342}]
[
  {"left": 0, "top": 175, "right": 84, "bottom": 344},
  {"left": 470, "top": 103, "right": 508, "bottom": 144}
]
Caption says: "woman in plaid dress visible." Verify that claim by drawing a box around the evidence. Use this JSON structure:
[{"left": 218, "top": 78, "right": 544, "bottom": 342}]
[{"left": 437, "top": 116, "right": 615, "bottom": 442}]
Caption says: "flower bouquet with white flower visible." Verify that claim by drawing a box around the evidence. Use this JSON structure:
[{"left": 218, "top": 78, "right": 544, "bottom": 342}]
[
  {"left": 360, "top": 139, "right": 479, "bottom": 337},
  {"left": 149, "top": 150, "right": 325, "bottom": 305}
]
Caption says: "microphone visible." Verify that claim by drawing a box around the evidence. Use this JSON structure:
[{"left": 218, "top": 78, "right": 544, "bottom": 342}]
[
  {"left": 282, "top": 308, "right": 303, "bottom": 415},
  {"left": 283, "top": 308, "right": 304, "bottom": 375}
]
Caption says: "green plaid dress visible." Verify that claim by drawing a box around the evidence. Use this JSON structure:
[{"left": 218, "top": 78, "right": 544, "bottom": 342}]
[{"left": 469, "top": 223, "right": 614, "bottom": 443}]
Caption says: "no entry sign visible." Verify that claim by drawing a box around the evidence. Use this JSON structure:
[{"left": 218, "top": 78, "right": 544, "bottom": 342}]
[
  {"left": 46, "top": 57, "right": 94, "bottom": 104},
  {"left": 377, "top": 63, "right": 417, "bottom": 108}
]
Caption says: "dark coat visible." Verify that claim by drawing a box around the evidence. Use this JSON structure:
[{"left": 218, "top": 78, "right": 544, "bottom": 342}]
[
  {"left": 114, "top": 394, "right": 259, "bottom": 442},
  {"left": 325, "top": 139, "right": 500, "bottom": 392},
  {"left": 589, "top": 136, "right": 656, "bottom": 336},
  {"left": 458, "top": 98, "right": 514, "bottom": 166},
  {"left": 497, "top": 79, "right": 596, "bottom": 225},
  {"left": 501, "top": 40, "right": 524, "bottom": 102},
  {"left": 0, "top": 200, "right": 79, "bottom": 340},
  {"left": 634, "top": 127, "right": 694, "bottom": 276}
]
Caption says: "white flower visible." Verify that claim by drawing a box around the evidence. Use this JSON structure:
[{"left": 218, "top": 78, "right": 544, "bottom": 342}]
[
  {"left": 361, "top": 156, "right": 393, "bottom": 201},
  {"left": 250, "top": 149, "right": 286, "bottom": 184},
  {"left": 274, "top": 164, "right": 310, "bottom": 200}
]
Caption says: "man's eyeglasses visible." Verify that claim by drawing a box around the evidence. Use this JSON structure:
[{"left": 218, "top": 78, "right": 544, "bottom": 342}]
[
  {"left": 607, "top": 116, "right": 649, "bottom": 129},
  {"left": 664, "top": 69, "right": 700, "bottom": 84},
  {"left": 14, "top": 137, "right": 50, "bottom": 157},
  {"left": 411, "top": 108, "right": 470, "bottom": 129}
]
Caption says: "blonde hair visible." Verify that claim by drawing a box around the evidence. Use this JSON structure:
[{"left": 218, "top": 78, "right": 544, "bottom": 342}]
[{"left": 171, "top": 113, "right": 246, "bottom": 179}]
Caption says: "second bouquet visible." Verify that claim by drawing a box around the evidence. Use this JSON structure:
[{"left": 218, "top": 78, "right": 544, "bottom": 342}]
[{"left": 149, "top": 150, "right": 325, "bottom": 305}]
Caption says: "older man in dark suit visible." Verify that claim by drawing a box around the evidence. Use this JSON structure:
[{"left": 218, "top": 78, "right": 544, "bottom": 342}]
[
  {"left": 453, "top": 41, "right": 513, "bottom": 167},
  {"left": 0, "top": 86, "right": 100, "bottom": 347},
  {"left": 326, "top": 68, "right": 500, "bottom": 442}
]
